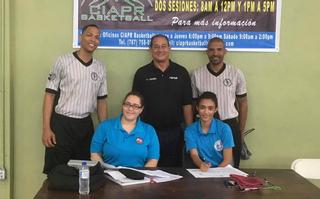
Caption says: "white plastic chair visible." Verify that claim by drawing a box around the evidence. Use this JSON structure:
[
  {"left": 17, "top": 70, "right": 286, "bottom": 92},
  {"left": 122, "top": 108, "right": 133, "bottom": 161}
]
[{"left": 291, "top": 159, "right": 320, "bottom": 179}]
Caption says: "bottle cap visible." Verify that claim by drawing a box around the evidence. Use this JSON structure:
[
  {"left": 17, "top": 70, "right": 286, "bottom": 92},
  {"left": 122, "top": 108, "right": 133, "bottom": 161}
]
[{"left": 82, "top": 161, "right": 87, "bottom": 166}]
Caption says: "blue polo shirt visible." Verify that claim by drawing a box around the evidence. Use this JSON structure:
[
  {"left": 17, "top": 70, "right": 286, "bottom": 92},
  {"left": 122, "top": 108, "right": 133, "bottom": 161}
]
[
  {"left": 90, "top": 114, "right": 160, "bottom": 167},
  {"left": 184, "top": 119, "right": 234, "bottom": 167}
]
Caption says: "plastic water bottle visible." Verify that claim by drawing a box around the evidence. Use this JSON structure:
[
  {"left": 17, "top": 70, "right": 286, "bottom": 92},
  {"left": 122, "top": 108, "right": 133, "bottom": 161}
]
[{"left": 79, "top": 161, "right": 90, "bottom": 195}]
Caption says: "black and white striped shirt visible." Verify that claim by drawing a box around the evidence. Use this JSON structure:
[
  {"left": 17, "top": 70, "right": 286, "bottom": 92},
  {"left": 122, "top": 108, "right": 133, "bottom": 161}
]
[
  {"left": 191, "top": 64, "right": 247, "bottom": 120},
  {"left": 46, "top": 52, "right": 107, "bottom": 118}
]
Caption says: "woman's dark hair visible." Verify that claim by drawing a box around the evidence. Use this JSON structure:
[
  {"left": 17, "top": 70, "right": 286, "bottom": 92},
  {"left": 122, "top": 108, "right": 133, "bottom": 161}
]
[
  {"left": 123, "top": 91, "right": 145, "bottom": 107},
  {"left": 197, "top": 91, "right": 220, "bottom": 119},
  {"left": 197, "top": 92, "right": 218, "bottom": 107}
]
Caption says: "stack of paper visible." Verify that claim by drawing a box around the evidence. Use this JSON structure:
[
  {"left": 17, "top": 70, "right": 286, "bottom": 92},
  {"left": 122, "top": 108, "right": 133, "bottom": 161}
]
[
  {"left": 141, "top": 169, "right": 183, "bottom": 183},
  {"left": 104, "top": 167, "right": 183, "bottom": 186},
  {"left": 104, "top": 170, "right": 150, "bottom": 186},
  {"left": 187, "top": 165, "right": 248, "bottom": 178}
]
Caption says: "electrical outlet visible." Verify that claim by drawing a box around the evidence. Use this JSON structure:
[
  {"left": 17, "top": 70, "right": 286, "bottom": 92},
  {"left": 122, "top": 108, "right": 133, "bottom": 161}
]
[{"left": 0, "top": 168, "right": 5, "bottom": 180}]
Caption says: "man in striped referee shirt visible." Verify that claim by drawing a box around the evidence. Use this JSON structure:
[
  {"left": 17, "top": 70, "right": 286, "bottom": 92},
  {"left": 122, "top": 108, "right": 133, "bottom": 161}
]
[
  {"left": 191, "top": 37, "right": 248, "bottom": 168},
  {"left": 41, "top": 24, "right": 108, "bottom": 174}
]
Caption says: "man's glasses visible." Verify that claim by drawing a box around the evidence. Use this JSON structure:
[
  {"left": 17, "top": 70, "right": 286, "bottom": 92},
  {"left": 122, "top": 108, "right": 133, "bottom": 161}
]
[{"left": 123, "top": 102, "right": 142, "bottom": 110}]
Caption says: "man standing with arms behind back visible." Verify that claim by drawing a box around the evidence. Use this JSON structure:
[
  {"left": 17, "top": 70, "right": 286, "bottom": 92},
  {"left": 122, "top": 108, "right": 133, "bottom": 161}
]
[
  {"left": 132, "top": 34, "right": 193, "bottom": 167},
  {"left": 42, "top": 24, "right": 108, "bottom": 174},
  {"left": 191, "top": 37, "right": 248, "bottom": 168}
]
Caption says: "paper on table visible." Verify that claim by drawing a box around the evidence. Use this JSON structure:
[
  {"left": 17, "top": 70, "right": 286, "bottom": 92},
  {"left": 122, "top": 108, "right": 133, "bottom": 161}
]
[
  {"left": 104, "top": 170, "right": 150, "bottom": 186},
  {"left": 187, "top": 165, "right": 248, "bottom": 178},
  {"left": 67, "top": 159, "right": 98, "bottom": 169},
  {"left": 100, "top": 162, "right": 117, "bottom": 169},
  {"left": 104, "top": 169, "right": 183, "bottom": 186},
  {"left": 144, "top": 170, "right": 183, "bottom": 183}
]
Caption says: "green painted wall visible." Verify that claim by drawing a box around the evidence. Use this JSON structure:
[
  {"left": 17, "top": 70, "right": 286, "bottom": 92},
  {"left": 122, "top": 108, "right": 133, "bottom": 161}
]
[
  {"left": 0, "top": 0, "right": 319, "bottom": 198},
  {"left": 1, "top": 0, "right": 12, "bottom": 198}
]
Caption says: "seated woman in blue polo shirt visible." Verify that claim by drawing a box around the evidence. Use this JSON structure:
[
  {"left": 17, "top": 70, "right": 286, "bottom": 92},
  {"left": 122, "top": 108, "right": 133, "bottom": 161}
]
[
  {"left": 185, "top": 91, "right": 234, "bottom": 171},
  {"left": 90, "top": 91, "right": 160, "bottom": 167}
]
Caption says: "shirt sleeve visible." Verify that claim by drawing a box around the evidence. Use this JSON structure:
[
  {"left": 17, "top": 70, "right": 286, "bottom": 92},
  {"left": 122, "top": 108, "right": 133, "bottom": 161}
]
[
  {"left": 182, "top": 69, "right": 193, "bottom": 105},
  {"left": 221, "top": 124, "right": 235, "bottom": 149},
  {"left": 147, "top": 125, "right": 160, "bottom": 160},
  {"left": 184, "top": 124, "right": 197, "bottom": 152},
  {"left": 190, "top": 71, "right": 199, "bottom": 99},
  {"left": 132, "top": 69, "right": 143, "bottom": 93},
  {"left": 97, "top": 64, "right": 108, "bottom": 98},
  {"left": 45, "top": 57, "right": 63, "bottom": 92},
  {"left": 236, "top": 68, "right": 247, "bottom": 96},
  {"left": 90, "top": 122, "right": 107, "bottom": 153}
]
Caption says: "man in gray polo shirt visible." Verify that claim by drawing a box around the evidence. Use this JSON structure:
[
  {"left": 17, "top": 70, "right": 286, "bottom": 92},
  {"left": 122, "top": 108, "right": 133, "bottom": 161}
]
[
  {"left": 42, "top": 24, "right": 108, "bottom": 174},
  {"left": 191, "top": 37, "right": 248, "bottom": 168}
]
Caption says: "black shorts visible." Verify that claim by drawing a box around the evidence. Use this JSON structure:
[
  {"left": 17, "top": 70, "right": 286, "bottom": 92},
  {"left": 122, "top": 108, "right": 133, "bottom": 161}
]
[
  {"left": 43, "top": 112, "right": 94, "bottom": 174},
  {"left": 156, "top": 126, "right": 184, "bottom": 167}
]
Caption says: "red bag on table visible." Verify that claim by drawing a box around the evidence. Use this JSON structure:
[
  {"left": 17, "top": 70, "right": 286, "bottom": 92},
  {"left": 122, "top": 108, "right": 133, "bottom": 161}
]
[{"left": 230, "top": 174, "right": 265, "bottom": 191}]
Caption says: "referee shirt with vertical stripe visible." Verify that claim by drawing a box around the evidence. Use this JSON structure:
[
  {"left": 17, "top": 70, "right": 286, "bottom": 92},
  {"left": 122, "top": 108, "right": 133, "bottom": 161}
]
[
  {"left": 191, "top": 63, "right": 247, "bottom": 120},
  {"left": 45, "top": 52, "right": 107, "bottom": 119}
]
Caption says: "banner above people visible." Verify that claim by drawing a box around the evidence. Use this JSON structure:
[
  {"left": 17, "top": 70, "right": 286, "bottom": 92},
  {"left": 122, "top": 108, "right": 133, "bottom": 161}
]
[{"left": 73, "top": 0, "right": 281, "bottom": 52}]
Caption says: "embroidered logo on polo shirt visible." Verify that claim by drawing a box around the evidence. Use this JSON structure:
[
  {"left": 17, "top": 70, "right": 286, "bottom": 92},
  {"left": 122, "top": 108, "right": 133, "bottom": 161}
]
[
  {"left": 91, "top": 72, "right": 99, "bottom": 81},
  {"left": 214, "top": 140, "right": 223, "bottom": 151},
  {"left": 48, "top": 73, "right": 56, "bottom": 81},
  {"left": 146, "top": 77, "right": 157, "bottom": 81},
  {"left": 136, "top": 137, "right": 143, "bottom": 144},
  {"left": 223, "top": 78, "right": 232, "bottom": 87},
  {"left": 169, "top": 76, "right": 178, "bottom": 80}
]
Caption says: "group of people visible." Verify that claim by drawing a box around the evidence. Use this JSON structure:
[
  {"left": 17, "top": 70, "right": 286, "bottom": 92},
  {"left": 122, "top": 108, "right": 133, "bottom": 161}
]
[{"left": 42, "top": 24, "right": 248, "bottom": 175}]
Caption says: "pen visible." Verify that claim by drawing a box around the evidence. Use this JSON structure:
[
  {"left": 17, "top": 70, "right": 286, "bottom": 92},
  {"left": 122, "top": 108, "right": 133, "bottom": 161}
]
[
  {"left": 202, "top": 157, "right": 211, "bottom": 168},
  {"left": 202, "top": 157, "right": 210, "bottom": 165}
]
